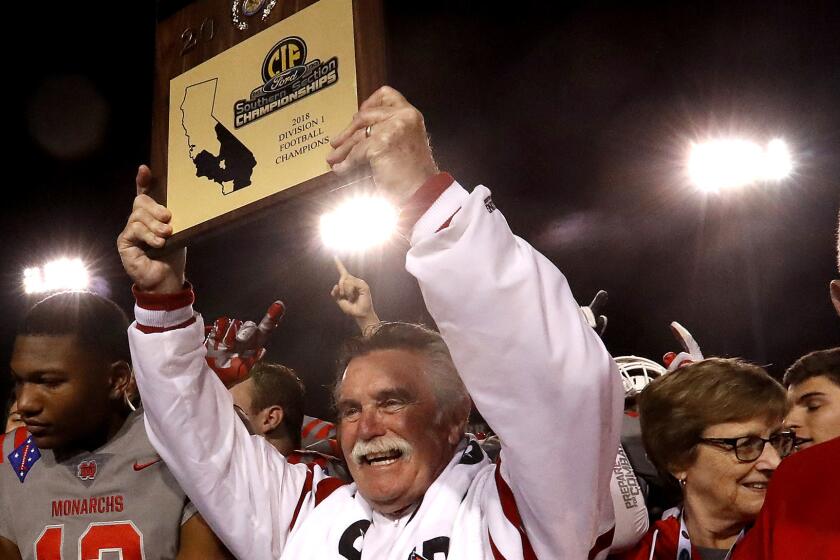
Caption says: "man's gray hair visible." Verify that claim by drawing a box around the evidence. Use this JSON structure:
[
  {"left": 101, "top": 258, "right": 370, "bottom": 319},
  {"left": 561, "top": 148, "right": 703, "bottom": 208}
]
[{"left": 334, "top": 322, "right": 471, "bottom": 428}]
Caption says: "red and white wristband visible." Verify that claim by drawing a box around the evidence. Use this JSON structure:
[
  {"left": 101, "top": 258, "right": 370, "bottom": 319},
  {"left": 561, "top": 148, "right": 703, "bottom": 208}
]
[{"left": 132, "top": 283, "right": 197, "bottom": 334}]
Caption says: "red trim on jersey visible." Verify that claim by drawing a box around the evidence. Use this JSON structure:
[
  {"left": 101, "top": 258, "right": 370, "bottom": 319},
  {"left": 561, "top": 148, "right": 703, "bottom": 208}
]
[
  {"left": 14, "top": 427, "right": 28, "bottom": 449},
  {"left": 0, "top": 432, "right": 5, "bottom": 463},
  {"left": 134, "top": 316, "right": 197, "bottom": 334},
  {"left": 588, "top": 525, "right": 615, "bottom": 559},
  {"left": 289, "top": 468, "right": 314, "bottom": 531},
  {"left": 132, "top": 282, "right": 194, "bottom": 311},
  {"left": 398, "top": 172, "right": 455, "bottom": 233},
  {"left": 494, "top": 461, "right": 537, "bottom": 560},
  {"left": 314, "top": 477, "right": 347, "bottom": 506}
]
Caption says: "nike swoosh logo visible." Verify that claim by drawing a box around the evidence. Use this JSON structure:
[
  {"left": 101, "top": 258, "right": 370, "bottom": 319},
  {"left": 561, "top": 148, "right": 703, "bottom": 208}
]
[{"left": 132, "top": 458, "right": 162, "bottom": 471}]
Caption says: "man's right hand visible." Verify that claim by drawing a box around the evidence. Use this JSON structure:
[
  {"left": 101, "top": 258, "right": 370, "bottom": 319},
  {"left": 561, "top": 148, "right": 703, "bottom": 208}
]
[{"left": 117, "top": 165, "right": 186, "bottom": 294}]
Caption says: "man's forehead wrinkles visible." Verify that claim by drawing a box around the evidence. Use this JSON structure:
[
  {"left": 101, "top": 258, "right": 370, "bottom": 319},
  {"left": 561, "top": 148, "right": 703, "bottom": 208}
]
[{"left": 340, "top": 384, "right": 413, "bottom": 402}]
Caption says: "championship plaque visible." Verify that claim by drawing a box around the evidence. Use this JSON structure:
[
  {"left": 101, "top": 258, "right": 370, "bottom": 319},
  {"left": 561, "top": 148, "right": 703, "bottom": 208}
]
[{"left": 152, "top": 0, "right": 385, "bottom": 246}]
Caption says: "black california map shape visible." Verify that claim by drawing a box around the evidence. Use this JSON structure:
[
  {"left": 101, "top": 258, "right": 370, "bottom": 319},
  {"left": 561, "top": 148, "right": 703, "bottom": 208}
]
[{"left": 180, "top": 78, "right": 257, "bottom": 195}]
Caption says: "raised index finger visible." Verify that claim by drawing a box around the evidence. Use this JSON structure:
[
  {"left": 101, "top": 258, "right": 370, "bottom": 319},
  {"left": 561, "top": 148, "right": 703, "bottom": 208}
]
[{"left": 333, "top": 255, "right": 349, "bottom": 278}]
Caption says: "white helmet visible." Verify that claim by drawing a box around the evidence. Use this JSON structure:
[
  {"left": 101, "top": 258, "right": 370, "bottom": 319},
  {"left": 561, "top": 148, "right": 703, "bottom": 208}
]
[{"left": 615, "top": 355, "right": 668, "bottom": 398}]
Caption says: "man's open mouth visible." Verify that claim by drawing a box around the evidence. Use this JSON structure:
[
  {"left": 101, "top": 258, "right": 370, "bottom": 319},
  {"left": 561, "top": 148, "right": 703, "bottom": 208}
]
[{"left": 363, "top": 449, "right": 404, "bottom": 466}]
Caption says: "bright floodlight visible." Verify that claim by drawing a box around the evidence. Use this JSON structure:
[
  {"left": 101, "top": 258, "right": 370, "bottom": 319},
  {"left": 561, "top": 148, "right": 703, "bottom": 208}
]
[
  {"left": 23, "top": 258, "right": 90, "bottom": 294},
  {"left": 688, "top": 138, "right": 793, "bottom": 192},
  {"left": 320, "top": 196, "right": 399, "bottom": 253}
]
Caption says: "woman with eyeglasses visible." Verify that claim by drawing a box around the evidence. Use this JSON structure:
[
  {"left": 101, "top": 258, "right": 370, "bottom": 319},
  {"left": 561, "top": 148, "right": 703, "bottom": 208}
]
[{"left": 610, "top": 358, "right": 794, "bottom": 560}]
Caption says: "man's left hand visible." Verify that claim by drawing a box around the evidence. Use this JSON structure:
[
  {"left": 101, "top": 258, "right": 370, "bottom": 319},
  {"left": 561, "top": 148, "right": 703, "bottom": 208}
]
[{"left": 326, "top": 86, "right": 438, "bottom": 205}]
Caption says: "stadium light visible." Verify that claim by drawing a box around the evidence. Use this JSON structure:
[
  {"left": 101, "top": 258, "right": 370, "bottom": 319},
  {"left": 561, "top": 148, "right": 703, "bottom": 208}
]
[
  {"left": 687, "top": 137, "right": 793, "bottom": 193},
  {"left": 320, "top": 195, "right": 399, "bottom": 253},
  {"left": 23, "top": 258, "right": 90, "bottom": 295}
]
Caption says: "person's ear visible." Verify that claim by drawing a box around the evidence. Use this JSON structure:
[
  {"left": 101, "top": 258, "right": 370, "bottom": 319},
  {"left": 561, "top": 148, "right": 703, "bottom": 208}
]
[
  {"left": 108, "top": 361, "right": 133, "bottom": 402},
  {"left": 259, "top": 405, "right": 285, "bottom": 433}
]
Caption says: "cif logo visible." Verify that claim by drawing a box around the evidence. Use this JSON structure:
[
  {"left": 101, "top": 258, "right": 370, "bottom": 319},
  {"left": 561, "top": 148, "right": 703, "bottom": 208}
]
[
  {"left": 77, "top": 460, "right": 97, "bottom": 481},
  {"left": 262, "top": 36, "right": 307, "bottom": 83}
]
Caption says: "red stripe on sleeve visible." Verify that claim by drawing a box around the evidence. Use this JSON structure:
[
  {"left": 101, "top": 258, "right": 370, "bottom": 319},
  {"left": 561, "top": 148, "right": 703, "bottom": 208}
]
[
  {"left": 314, "top": 477, "right": 347, "bottom": 506},
  {"left": 289, "top": 468, "right": 314, "bottom": 531},
  {"left": 313, "top": 424, "right": 333, "bottom": 441},
  {"left": 489, "top": 534, "right": 508, "bottom": 560},
  {"left": 301, "top": 419, "right": 319, "bottom": 439},
  {"left": 493, "top": 461, "right": 538, "bottom": 560}
]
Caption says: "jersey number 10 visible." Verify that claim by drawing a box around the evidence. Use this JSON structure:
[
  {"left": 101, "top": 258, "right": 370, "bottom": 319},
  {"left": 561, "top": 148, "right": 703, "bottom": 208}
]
[{"left": 35, "top": 522, "right": 143, "bottom": 559}]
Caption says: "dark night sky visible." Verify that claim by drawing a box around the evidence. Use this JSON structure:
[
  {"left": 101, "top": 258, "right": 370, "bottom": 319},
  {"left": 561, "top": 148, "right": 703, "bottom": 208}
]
[{"left": 2, "top": 1, "right": 838, "bottom": 419}]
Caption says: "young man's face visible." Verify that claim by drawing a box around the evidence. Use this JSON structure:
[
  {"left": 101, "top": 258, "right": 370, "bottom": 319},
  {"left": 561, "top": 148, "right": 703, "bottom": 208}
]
[
  {"left": 785, "top": 375, "right": 840, "bottom": 449},
  {"left": 10, "top": 334, "right": 114, "bottom": 452}
]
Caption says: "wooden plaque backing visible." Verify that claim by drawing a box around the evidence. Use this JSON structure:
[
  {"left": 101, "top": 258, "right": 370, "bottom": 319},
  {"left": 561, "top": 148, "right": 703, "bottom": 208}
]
[{"left": 151, "top": 0, "right": 385, "bottom": 248}]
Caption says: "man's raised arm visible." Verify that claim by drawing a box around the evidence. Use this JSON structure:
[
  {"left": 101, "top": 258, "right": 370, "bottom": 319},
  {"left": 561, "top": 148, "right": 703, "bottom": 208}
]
[
  {"left": 117, "top": 166, "right": 320, "bottom": 560},
  {"left": 330, "top": 87, "right": 623, "bottom": 559}
]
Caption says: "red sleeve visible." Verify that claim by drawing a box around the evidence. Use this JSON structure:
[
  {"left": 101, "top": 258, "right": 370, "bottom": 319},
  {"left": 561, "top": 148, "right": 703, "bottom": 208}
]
[
  {"left": 398, "top": 172, "right": 455, "bottom": 233},
  {"left": 733, "top": 437, "right": 840, "bottom": 559}
]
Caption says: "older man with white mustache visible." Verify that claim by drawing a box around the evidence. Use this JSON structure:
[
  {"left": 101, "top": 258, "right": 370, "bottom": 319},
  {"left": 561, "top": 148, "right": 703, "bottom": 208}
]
[{"left": 119, "top": 87, "right": 622, "bottom": 560}]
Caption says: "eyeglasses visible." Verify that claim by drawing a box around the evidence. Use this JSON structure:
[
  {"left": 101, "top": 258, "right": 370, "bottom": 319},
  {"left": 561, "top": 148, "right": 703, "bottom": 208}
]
[{"left": 698, "top": 430, "right": 795, "bottom": 462}]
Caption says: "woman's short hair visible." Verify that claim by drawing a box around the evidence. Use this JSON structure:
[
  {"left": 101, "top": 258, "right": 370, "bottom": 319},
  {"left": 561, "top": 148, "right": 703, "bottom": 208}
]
[{"left": 638, "top": 357, "right": 787, "bottom": 485}]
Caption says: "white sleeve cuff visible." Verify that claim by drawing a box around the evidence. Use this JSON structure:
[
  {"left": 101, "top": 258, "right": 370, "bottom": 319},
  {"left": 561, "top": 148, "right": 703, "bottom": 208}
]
[{"left": 134, "top": 304, "right": 195, "bottom": 330}]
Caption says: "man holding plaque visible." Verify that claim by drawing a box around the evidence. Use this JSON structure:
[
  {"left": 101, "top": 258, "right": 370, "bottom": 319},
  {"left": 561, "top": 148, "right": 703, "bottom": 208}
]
[{"left": 119, "top": 87, "right": 622, "bottom": 560}]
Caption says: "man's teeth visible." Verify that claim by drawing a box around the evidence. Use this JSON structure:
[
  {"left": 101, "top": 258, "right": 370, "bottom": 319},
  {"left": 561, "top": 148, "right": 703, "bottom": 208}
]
[
  {"left": 743, "top": 482, "right": 768, "bottom": 490},
  {"left": 365, "top": 451, "right": 402, "bottom": 465}
]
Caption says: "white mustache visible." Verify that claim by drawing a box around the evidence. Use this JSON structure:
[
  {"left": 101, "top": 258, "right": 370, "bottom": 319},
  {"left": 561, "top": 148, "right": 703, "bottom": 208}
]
[{"left": 351, "top": 435, "right": 413, "bottom": 465}]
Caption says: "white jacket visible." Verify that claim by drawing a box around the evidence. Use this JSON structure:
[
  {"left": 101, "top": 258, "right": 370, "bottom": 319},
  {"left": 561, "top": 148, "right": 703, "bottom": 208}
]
[{"left": 129, "top": 179, "right": 622, "bottom": 559}]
